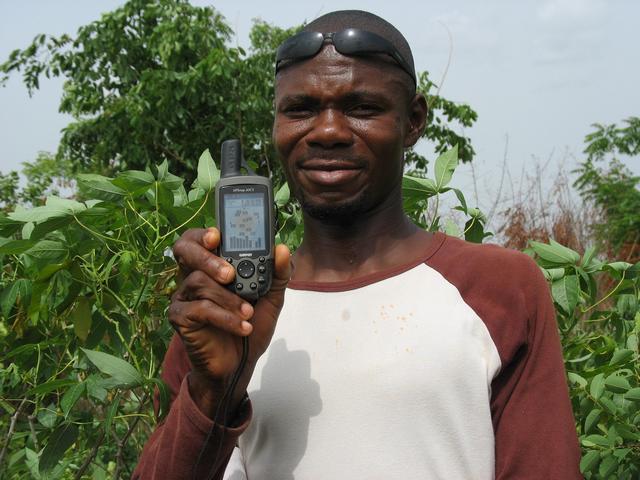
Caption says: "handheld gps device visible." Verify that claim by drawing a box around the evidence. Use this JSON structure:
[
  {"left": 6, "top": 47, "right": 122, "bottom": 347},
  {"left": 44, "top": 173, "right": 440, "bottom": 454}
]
[{"left": 215, "top": 139, "right": 275, "bottom": 302}]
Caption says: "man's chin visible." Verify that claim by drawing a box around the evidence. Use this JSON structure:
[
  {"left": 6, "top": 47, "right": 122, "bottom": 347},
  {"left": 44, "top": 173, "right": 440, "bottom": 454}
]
[{"left": 300, "top": 194, "right": 369, "bottom": 226}]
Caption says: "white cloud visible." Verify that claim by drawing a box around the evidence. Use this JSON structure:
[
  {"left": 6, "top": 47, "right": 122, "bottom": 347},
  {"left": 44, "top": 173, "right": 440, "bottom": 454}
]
[
  {"left": 537, "top": 0, "right": 606, "bottom": 26},
  {"left": 534, "top": 0, "right": 608, "bottom": 64}
]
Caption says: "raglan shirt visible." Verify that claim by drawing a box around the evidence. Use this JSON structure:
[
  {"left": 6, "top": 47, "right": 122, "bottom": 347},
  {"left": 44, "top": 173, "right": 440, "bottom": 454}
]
[{"left": 133, "top": 232, "right": 582, "bottom": 479}]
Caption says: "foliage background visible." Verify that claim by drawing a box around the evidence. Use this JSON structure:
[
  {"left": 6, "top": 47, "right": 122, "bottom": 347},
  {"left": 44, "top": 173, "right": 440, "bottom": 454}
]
[{"left": 0, "top": 1, "right": 638, "bottom": 479}]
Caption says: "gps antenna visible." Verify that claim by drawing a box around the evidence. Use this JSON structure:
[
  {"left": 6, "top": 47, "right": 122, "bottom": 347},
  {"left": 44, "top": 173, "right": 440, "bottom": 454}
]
[{"left": 220, "top": 139, "right": 242, "bottom": 178}]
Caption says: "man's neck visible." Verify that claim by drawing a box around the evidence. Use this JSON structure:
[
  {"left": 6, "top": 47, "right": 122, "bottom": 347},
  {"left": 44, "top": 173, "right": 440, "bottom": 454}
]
[{"left": 291, "top": 197, "right": 431, "bottom": 283}]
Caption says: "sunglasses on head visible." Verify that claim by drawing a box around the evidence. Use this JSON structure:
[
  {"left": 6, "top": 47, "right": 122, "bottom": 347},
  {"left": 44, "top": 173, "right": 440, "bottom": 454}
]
[{"left": 275, "top": 28, "right": 416, "bottom": 85}]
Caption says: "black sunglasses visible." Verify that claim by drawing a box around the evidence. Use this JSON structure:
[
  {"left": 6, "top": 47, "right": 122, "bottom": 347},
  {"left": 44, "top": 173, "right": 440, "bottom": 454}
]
[{"left": 276, "top": 28, "right": 416, "bottom": 85}]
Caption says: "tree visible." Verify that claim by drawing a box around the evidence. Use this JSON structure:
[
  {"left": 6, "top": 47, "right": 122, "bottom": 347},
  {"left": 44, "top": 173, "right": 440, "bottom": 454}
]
[
  {"left": 575, "top": 117, "right": 640, "bottom": 260},
  {"left": 0, "top": 152, "right": 74, "bottom": 211},
  {"left": 0, "top": 0, "right": 476, "bottom": 188}
]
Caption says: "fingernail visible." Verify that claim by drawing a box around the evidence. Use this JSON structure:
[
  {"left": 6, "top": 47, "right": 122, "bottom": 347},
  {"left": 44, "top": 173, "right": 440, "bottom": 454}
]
[
  {"left": 241, "top": 321, "right": 253, "bottom": 333},
  {"left": 204, "top": 229, "right": 216, "bottom": 247},
  {"left": 241, "top": 303, "right": 253, "bottom": 318},
  {"left": 220, "top": 266, "right": 233, "bottom": 279}
]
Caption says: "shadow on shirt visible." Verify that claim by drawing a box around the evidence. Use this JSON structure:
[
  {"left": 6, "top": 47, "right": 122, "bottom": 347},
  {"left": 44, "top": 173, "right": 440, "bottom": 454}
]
[{"left": 241, "top": 338, "right": 323, "bottom": 479}]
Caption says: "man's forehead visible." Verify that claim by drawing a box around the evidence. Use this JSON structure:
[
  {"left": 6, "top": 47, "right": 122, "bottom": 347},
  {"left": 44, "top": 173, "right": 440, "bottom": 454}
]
[{"left": 274, "top": 45, "right": 408, "bottom": 94}]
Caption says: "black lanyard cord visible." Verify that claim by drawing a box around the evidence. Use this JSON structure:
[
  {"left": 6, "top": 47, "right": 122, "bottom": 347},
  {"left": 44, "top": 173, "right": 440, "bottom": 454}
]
[{"left": 192, "top": 335, "right": 250, "bottom": 480}]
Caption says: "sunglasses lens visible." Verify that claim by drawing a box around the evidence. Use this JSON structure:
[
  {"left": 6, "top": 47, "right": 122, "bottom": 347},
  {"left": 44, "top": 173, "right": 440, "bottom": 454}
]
[
  {"left": 276, "top": 31, "right": 324, "bottom": 64},
  {"left": 276, "top": 29, "right": 415, "bottom": 84},
  {"left": 333, "top": 29, "right": 383, "bottom": 55}
]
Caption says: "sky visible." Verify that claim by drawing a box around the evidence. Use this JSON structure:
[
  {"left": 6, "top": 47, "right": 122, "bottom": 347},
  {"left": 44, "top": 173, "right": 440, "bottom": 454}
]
[{"left": 1, "top": 0, "right": 639, "bottom": 215}]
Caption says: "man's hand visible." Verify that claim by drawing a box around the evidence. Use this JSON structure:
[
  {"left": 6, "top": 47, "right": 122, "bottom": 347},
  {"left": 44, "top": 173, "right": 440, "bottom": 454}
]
[{"left": 169, "top": 227, "right": 291, "bottom": 421}]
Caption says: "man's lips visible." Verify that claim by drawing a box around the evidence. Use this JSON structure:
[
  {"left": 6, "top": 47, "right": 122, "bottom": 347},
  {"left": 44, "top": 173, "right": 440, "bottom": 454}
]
[{"left": 298, "top": 160, "right": 364, "bottom": 186}]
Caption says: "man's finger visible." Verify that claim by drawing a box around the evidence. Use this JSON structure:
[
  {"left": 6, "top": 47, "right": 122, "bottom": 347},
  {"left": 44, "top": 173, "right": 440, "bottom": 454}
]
[
  {"left": 272, "top": 243, "right": 292, "bottom": 289},
  {"left": 175, "top": 270, "right": 254, "bottom": 320},
  {"left": 173, "top": 227, "right": 235, "bottom": 284},
  {"left": 168, "top": 298, "right": 253, "bottom": 336}
]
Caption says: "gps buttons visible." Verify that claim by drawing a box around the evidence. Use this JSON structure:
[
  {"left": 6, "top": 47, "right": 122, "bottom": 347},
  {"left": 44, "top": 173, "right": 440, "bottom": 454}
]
[{"left": 237, "top": 260, "right": 255, "bottom": 279}]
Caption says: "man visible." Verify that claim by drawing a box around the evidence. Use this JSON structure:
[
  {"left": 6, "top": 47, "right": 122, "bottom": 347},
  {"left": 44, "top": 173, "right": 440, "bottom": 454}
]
[{"left": 134, "top": 10, "right": 581, "bottom": 479}]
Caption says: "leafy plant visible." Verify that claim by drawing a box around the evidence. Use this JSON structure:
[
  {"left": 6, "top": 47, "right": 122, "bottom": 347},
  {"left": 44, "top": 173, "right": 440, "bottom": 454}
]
[
  {"left": 0, "top": 146, "right": 487, "bottom": 478},
  {"left": 0, "top": 152, "right": 221, "bottom": 478},
  {"left": 574, "top": 117, "right": 640, "bottom": 259},
  {"left": 529, "top": 241, "right": 640, "bottom": 479}
]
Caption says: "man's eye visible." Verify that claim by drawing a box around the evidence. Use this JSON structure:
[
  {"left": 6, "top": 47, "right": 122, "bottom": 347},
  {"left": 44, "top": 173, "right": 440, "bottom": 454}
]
[
  {"left": 348, "top": 104, "right": 381, "bottom": 116},
  {"left": 283, "top": 105, "right": 314, "bottom": 117}
]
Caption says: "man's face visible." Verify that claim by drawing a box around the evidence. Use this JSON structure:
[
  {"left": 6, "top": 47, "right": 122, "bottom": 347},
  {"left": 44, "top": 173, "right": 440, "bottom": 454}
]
[{"left": 273, "top": 45, "right": 419, "bottom": 223}]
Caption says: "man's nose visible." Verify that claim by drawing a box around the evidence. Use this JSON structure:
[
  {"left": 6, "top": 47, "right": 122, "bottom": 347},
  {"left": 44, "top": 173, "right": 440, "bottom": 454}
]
[{"left": 305, "top": 109, "right": 353, "bottom": 148}]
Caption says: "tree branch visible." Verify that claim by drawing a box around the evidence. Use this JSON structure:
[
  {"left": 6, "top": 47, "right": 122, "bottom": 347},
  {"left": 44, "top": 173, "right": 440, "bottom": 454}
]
[
  {"left": 74, "top": 430, "right": 106, "bottom": 480},
  {"left": 112, "top": 393, "right": 148, "bottom": 480},
  {"left": 0, "top": 397, "right": 28, "bottom": 470}
]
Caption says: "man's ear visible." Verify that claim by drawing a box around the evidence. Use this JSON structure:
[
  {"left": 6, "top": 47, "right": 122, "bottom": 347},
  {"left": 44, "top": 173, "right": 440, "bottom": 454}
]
[{"left": 404, "top": 93, "right": 428, "bottom": 148}]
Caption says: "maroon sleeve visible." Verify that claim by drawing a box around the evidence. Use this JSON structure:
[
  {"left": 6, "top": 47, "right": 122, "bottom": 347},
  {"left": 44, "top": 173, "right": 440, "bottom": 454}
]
[
  {"left": 133, "top": 334, "right": 251, "bottom": 480},
  {"left": 426, "top": 235, "right": 582, "bottom": 479}
]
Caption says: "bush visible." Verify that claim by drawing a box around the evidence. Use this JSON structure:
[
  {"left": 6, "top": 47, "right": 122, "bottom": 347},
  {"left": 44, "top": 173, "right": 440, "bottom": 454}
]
[
  {"left": 0, "top": 147, "right": 637, "bottom": 478},
  {"left": 0, "top": 147, "right": 489, "bottom": 478},
  {"left": 529, "top": 241, "right": 639, "bottom": 479}
]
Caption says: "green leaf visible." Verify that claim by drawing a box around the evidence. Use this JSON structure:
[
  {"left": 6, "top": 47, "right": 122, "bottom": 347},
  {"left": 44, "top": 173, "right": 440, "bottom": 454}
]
[
  {"left": 25, "top": 240, "right": 68, "bottom": 261},
  {"left": 444, "top": 218, "right": 461, "bottom": 237},
  {"left": 624, "top": 387, "right": 640, "bottom": 401},
  {"left": 567, "top": 372, "right": 587, "bottom": 388},
  {"left": 543, "top": 268, "right": 566, "bottom": 281},
  {"left": 81, "top": 348, "right": 144, "bottom": 387},
  {"left": 579, "top": 450, "right": 600, "bottom": 474},
  {"left": 609, "top": 349, "right": 634, "bottom": 366},
  {"left": 613, "top": 423, "right": 639, "bottom": 441},
  {"left": 22, "top": 222, "right": 34, "bottom": 239},
  {"left": 600, "top": 396, "right": 619, "bottom": 415},
  {"left": 8, "top": 204, "right": 73, "bottom": 224},
  {"left": 39, "top": 422, "right": 79, "bottom": 473},
  {"left": 104, "top": 391, "right": 120, "bottom": 436},
  {"left": 1, "top": 278, "right": 31, "bottom": 317},
  {"left": 45, "top": 195, "right": 86, "bottom": 215},
  {"left": 77, "top": 174, "right": 127, "bottom": 202},
  {"left": 85, "top": 374, "right": 108, "bottom": 402},
  {"left": 196, "top": 149, "right": 219, "bottom": 191},
  {"left": 402, "top": 175, "right": 437, "bottom": 198},
  {"left": 529, "top": 240, "right": 580, "bottom": 265},
  {"left": 70, "top": 297, "right": 92, "bottom": 341},
  {"left": 112, "top": 170, "right": 155, "bottom": 193},
  {"left": 30, "top": 215, "right": 73, "bottom": 240},
  {"left": 451, "top": 188, "right": 468, "bottom": 213},
  {"left": 581, "top": 434, "right": 611, "bottom": 447},
  {"left": 275, "top": 182, "right": 290, "bottom": 207},
  {"left": 590, "top": 373, "right": 605, "bottom": 400},
  {"left": 598, "top": 453, "right": 618, "bottom": 478},
  {"left": 162, "top": 172, "right": 185, "bottom": 190},
  {"left": 155, "top": 159, "right": 169, "bottom": 181},
  {"left": 604, "top": 374, "right": 630, "bottom": 393},
  {"left": 604, "top": 261, "right": 632, "bottom": 272},
  {"left": 155, "top": 181, "right": 175, "bottom": 212},
  {"left": 434, "top": 144, "right": 459, "bottom": 190},
  {"left": 581, "top": 245, "right": 597, "bottom": 270},
  {"left": 188, "top": 187, "right": 206, "bottom": 202},
  {"left": 37, "top": 404, "right": 58, "bottom": 428},
  {"left": 148, "top": 377, "right": 170, "bottom": 420},
  {"left": 0, "top": 238, "right": 36, "bottom": 255},
  {"left": 551, "top": 275, "right": 579, "bottom": 313},
  {"left": 27, "top": 379, "right": 77, "bottom": 396},
  {"left": 0, "top": 215, "right": 23, "bottom": 236},
  {"left": 584, "top": 408, "right": 601, "bottom": 433},
  {"left": 61, "top": 382, "right": 86, "bottom": 417},
  {"left": 464, "top": 216, "right": 489, "bottom": 244}
]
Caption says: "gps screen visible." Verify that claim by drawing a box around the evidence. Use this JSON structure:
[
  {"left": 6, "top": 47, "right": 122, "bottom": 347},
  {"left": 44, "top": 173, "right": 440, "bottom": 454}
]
[{"left": 223, "top": 192, "right": 266, "bottom": 252}]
